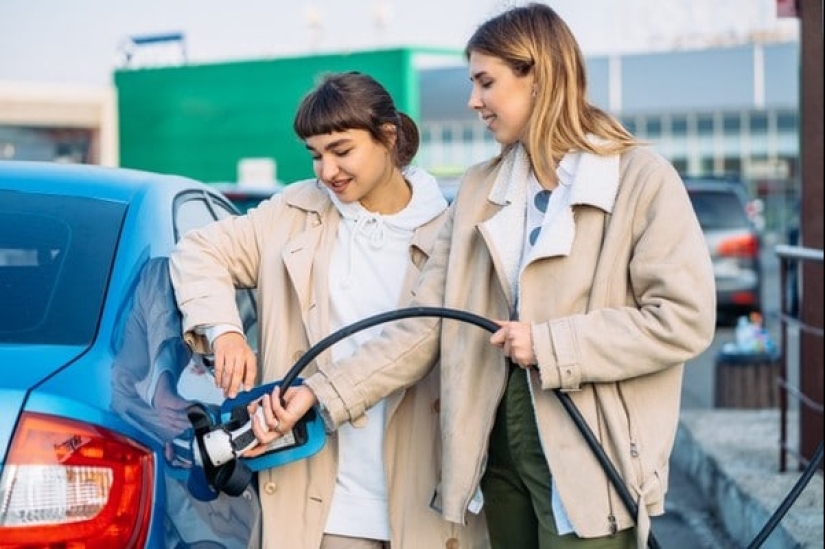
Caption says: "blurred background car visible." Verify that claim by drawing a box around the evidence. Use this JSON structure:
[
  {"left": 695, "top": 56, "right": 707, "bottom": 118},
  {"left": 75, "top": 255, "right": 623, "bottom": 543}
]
[
  {"left": 683, "top": 176, "right": 763, "bottom": 325},
  {"left": 0, "top": 161, "right": 261, "bottom": 548},
  {"left": 211, "top": 181, "right": 286, "bottom": 213}
]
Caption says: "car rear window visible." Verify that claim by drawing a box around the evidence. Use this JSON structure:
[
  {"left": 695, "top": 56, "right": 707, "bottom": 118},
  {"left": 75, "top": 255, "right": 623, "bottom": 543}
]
[
  {"left": 687, "top": 189, "right": 750, "bottom": 230},
  {"left": 0, "top": 190, "right": 125, "bottom": 345}
]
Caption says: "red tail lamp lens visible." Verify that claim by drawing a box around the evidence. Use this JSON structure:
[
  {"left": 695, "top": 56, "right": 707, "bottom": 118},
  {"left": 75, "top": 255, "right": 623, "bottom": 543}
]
[
  {"left": 0, "top": 412, "right": 154, "bottom": 548},
  {"left": 717, "top": 234, "right": 759, "bottom": 258}
]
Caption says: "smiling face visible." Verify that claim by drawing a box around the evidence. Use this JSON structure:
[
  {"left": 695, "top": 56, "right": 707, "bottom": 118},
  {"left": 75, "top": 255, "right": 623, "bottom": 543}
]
[
  {"left": 305, "top": 128, "right": 406, "bottom": 213},
  {"left": 467, "top": 51, "right": 535, "bottom": 146}
]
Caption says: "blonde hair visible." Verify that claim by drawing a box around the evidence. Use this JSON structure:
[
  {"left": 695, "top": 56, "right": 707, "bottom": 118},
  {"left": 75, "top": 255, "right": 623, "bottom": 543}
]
[{"left": 465, "top": 3, "right": 638, "bottom": 185}]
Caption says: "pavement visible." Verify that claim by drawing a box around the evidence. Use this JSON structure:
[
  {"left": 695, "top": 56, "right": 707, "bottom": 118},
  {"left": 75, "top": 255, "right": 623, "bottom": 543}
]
[
  {"left": 669, "top": 236, "right": 823, "bottom": 548},
  {"left": 673, "top": 408, "right": 823, "bottom": 548}
]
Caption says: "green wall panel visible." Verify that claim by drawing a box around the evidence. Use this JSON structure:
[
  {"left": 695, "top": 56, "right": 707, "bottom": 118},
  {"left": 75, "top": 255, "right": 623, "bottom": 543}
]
[{"left": 115, "top": 48, "right": 441, "bottom": 184}]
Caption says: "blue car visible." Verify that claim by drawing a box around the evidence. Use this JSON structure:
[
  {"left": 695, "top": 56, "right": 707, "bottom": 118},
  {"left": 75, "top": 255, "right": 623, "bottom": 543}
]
[{"left": 0, "top": 161, "right": 261, "bottom": 548}]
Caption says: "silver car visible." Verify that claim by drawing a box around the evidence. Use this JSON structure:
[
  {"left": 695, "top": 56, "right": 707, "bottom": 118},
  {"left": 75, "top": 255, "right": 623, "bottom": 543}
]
[{"left": 684, "top": 177, "right": 763, "bottom": 325}]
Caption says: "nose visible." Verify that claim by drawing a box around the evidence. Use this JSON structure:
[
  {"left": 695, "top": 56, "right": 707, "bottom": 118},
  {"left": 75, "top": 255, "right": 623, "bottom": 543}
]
[
  {"left": 315, "top": 155, "right": 339, "bottom": 181},
  {"left": 467, "top": 85, "right": 482, "bottom": 111}
]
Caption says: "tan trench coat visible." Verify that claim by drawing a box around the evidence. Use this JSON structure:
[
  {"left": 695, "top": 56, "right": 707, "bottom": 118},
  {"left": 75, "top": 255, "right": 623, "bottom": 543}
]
[
  {"left": 169, "top": 179, "right": 490, "bottom": 549},
  {"left": 305, "top": 146, "right": 717, "bottom": 548}
]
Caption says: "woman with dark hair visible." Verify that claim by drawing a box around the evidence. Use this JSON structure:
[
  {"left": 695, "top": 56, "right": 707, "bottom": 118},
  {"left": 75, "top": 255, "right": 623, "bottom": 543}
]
[{"left": 169, "top": 71, "right": 489, "bottom": 549}]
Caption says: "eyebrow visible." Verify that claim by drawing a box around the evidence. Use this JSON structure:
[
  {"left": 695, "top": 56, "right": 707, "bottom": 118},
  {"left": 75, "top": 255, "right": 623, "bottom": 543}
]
[
  {"left": 305, "top": 137, "right": 352, "bottom": 153},
  {"left": 469, "top": 69, "right": 489, "bottom": 82}
]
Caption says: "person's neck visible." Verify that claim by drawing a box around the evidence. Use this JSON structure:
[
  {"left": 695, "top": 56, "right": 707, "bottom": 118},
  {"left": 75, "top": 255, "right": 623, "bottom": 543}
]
[{"left": 360, "top": 171, "right": 411, "bottom": 214}]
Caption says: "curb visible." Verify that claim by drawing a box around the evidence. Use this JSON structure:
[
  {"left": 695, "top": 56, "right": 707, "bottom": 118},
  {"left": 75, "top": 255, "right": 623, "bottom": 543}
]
[{"left": 671, "top": 410, "right": 822, "bottom": 549}]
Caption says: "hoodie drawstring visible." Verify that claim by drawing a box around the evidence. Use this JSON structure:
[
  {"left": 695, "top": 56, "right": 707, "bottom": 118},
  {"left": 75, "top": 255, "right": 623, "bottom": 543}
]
[{"left": 341, "top": 214, "right": 387, "bottom": 287}]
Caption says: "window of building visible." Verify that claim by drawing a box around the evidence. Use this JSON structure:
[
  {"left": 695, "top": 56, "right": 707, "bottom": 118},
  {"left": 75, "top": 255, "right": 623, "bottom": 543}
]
[
  {"left": 671, "top": 158, "right": 688, "bottom": 173},
  {"left": 776, "top": 111, "right": 798, "bottom": 132},
  {"left": 723, "top": 114, "right": 741, "bottom": 134},
  {"left": 723, "top": 156, "right": 742, "bottom": 174},
  {"left": 671, "top": 116, "right": 688, "bottom": 136},
  {"left": 0, "top": 126, "right": 94, "bottom": 163},
  {"left": 621, "top": 117, "right": 637, "bottom": 134},
  {"left": 646, "top": 118, "right": 662, "bottom": 137},
  {"left": 697, "top": 115, "right": 714, "bottom": 135},
  {"left": 441, "top": 126, "right": 453, "bottom": 142},
  {"left": 750, "top": 112, "right": 769, "bottom": 133}
]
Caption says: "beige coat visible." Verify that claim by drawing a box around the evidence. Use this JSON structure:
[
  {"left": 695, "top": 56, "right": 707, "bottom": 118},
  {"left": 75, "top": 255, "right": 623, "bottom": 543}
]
[
  {"left": 306, "top": 146, "right": 716, "bottom": 547},
  {"left": 169, "top": 180, "right": 490, "bottom": 549}
]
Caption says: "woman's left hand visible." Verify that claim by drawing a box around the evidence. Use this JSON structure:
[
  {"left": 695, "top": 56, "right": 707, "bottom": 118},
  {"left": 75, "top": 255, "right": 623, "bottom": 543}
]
[
  {"left": 490, "top": 320, "right": 537, "bottom": 368},
  {"left": 243, "top": 386, "right": 318, "bottom": 457}
]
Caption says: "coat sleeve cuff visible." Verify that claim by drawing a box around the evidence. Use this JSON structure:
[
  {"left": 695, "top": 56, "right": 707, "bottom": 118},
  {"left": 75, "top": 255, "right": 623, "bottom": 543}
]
[
  {"left": 304, "top": 372, "right": 366, "bottom": 429},
  {"left": 532, "top": 318, "right": 582, "bottom": 391},
  {"left": 183, "top": 330, "right": 212, "bottom": 355}
]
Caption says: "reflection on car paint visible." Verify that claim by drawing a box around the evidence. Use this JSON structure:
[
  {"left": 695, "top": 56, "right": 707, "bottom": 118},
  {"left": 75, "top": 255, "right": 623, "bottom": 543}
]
[{"left": 110, "top": 257, "right": 258, "bottom": 548}]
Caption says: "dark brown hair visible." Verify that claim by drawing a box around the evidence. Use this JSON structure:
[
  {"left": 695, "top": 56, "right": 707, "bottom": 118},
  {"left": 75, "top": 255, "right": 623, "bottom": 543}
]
[{"left": 293, "top": 71, "right": 419, "bottom": 167}]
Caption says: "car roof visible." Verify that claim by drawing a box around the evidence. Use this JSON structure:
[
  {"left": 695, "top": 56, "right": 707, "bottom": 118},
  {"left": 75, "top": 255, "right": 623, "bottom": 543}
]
[
  {"left": 0, "top": 160, "right": 209, "bottom": 202},
  {"left": 682, "top": 175, "right": 752, "bottom": 198},
  {"left": 210, "top": 182, "right": 286, "bottom": 196},
  {"left": 681, "top": 175, "right": 747, "bottom": 190}
]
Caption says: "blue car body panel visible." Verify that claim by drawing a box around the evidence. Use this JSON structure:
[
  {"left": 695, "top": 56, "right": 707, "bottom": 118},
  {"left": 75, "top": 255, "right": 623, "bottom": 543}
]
[
  {"left": 0, "top": 388, "right": 26, "bottom": 463},
  {"left": 0, "top": 161, "right": 261, "bottom": 548},
  {"left": 0, "top": 345, "right": 87, "bottom": 461},
  {"left": 0, "top": 345, "right": 87, "bottom": 391}
]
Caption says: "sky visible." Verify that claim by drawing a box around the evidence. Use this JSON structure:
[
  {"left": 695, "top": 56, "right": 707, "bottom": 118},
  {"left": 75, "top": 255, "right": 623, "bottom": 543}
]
[{"left": 0, "top": 0, "right": 798, "bottom": 87}]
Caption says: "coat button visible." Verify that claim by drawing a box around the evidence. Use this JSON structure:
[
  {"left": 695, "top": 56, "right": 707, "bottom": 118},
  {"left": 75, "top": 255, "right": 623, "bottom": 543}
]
[
  {"left": 432, "top": 398, "right": 441, "bottom": 414},
  {"left": 263, "top": 481, "right": 277, "bottom": 494},
  {"left": 446, "top": 538, "right": 459, "bottom": 549},
  {"left": 292, "top": 350, "right": 304, "bottom": 362}
]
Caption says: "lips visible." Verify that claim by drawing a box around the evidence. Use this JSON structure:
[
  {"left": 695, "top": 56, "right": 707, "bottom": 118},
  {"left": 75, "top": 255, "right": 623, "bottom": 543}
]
[{"left": 326, "top": 179, "right": 351, "bottom": 195}]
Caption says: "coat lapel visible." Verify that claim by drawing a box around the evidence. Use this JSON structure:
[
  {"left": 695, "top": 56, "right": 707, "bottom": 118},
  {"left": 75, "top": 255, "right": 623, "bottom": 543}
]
[
  {"left": 527, "top": 150, "right": 621, "bottom": 263},
  {"left": 478, "top": 145, "right": 531, "bottom": 306},
  {"left": 281, "top": 184, "right": 339, "bottom": 346}
]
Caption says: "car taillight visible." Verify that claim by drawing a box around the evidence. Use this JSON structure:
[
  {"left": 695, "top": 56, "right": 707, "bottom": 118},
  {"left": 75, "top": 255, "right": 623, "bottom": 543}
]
[
  {"left": 0, "top": 412, "right": 154, "bottom": 549},
  {"left": 730, "top": 290, "right": 759, "bottom": 305},
  {"left": 717, "top": 234, "right": 759, "bottom": 258}
]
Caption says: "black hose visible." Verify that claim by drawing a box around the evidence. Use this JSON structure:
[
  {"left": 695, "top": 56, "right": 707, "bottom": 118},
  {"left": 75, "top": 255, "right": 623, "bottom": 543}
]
[
  {"left": 746, "top": 440, "right": 824, "bottom": 549},
  {"left": 279, "top": 306, "right": 662, "bottom": 548}
]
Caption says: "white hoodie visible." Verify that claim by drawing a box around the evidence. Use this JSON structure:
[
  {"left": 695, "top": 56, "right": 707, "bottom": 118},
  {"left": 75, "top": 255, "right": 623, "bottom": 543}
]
[{"left": 324, "top": 166, "right": 448, "bottom": 540}]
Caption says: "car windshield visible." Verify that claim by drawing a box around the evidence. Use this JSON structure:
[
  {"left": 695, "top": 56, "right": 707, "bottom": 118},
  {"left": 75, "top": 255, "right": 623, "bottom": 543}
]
[
  {"left": 688, "top": 189, "right": 750, "bottom": 230},
  {"left": 0, "top": 190, "right": 125, "bottom": 345}
]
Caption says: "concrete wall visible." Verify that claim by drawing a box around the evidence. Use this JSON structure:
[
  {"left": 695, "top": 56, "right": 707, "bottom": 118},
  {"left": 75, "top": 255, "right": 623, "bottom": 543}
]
[{"left": 0, "top": 81, "right": 118, "bottom": 166}]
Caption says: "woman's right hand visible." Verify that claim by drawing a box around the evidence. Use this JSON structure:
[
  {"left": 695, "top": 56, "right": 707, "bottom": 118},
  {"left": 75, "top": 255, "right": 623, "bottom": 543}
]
[{"left": 211, "top": 331, "right": 257, "bottom": 399}]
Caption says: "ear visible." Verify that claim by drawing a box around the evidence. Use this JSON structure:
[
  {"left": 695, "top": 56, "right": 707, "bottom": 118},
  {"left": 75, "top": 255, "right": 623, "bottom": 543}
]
[{"left": 380, "top": 122, "right": 398, "bottom": 148}]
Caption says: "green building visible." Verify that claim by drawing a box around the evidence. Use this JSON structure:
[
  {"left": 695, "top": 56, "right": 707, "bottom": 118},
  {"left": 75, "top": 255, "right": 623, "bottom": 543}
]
[{"left": 114, "top": 47, "right": 461, "bottom": 184}]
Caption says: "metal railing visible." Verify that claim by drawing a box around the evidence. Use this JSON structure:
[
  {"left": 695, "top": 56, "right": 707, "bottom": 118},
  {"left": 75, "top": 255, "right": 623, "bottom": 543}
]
[{"left": 774, "top": 243, "right": 824, "bottom": 472}]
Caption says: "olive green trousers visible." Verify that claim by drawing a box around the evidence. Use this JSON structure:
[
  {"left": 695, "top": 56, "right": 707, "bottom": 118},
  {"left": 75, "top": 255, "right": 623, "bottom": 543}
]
[{"left": 480, "top": 365, "right": 635, "bottom": 549}]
